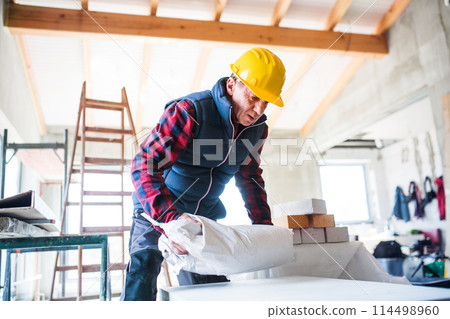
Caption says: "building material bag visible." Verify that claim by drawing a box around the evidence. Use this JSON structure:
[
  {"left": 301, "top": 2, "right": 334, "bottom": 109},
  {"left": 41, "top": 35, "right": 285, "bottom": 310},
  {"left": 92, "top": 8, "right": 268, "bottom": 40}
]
[{"left": 150, "top": 214, "right": 294, "bottom": 276}]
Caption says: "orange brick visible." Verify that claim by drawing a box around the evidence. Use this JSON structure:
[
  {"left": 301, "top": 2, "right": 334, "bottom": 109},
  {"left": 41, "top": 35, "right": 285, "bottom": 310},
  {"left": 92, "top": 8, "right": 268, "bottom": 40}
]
[
  {"left": 308, "top": 214, "right": 335, "bottom": 228},
  {"left": 272, "top": 215, "right": 310, "bottom": 229}
]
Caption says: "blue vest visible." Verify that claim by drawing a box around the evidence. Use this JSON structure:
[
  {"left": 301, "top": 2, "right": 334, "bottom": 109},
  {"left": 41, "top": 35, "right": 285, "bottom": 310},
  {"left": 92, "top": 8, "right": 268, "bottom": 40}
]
[{"left": 133, "top": 78, "right": 267, "bottom": 220}]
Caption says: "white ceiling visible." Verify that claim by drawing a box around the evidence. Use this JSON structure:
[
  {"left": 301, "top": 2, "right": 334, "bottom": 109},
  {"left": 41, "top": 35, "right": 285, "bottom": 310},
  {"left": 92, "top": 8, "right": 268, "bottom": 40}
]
[{"left": 13, "top": 0, "right": 400, "bottom": 137}]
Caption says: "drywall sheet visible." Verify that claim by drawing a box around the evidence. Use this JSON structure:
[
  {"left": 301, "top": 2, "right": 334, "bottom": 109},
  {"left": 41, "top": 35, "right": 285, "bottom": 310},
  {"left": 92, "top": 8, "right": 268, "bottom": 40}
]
[
  {"left": 160, "top": 275, "right": 450, "bottom": 301},
  {"left": 0, "top": 191, "right": 59, "bottom": 232},
  {"left": 0, "top": 217, "right": 49, "bottom": 237},
  {"left": 233, "top": 242, "right": 409, "bottom": 285}
]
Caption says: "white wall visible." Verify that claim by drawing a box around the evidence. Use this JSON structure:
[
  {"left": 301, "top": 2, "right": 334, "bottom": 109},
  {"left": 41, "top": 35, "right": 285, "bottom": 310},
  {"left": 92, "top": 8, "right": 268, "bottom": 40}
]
[
  {"left": 262, "top": 131, "right": 323, "bottom": 208},
  {"left": 0, "top": 1, "right": 60, "bottom": 300},
  {"left": 0, "top": 0, "right": 41, "bottom": 142}
]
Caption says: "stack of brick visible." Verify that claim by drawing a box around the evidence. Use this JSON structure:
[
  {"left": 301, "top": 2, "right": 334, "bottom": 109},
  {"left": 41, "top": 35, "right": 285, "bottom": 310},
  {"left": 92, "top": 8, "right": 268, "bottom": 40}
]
[{"left": 271, "top": 198, "right": 349, "bottom": 245}]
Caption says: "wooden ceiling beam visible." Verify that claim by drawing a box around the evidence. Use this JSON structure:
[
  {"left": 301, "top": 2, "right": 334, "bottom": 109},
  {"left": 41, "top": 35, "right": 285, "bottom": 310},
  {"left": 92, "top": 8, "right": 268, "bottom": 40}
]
[
  {"left": 150, "top": 0, "right": 158, "bottom": 16},
  {"left": 300, "top": 0, "right": 411, "bottom": 137},
  {"left": 190, "top": 1, "right": 227, "bottom": 98},
  {"left": 374, "top": 0, "right": 411, "bottom": 35},
  {"left": 323, "top": 0, "right": 353, "bottom": 30},
  {"left": 5, "top": 3, "right": 387, "bottom": 57},
  {"left": 81, "top": 0, "right": 89, "bottom": 11},
  {"left": 271, "top": 0, "right": 292, "bottom": 27},
  {"left": 213, "top": 0, "right": 228, "bottom": 21}
]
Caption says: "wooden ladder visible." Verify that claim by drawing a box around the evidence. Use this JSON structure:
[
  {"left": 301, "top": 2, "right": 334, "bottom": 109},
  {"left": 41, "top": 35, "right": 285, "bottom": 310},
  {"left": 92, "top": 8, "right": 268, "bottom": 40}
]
[{"left": 51, "top": 82, "right": 138, "bottom": 300}]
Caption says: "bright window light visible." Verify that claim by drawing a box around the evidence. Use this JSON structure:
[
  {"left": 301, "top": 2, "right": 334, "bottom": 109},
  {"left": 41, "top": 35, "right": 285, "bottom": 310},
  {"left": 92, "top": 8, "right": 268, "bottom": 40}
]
[
  {"left": 319, "top": 164, "right": 371, "bottom": 223},
  {"left": 4, "top": 150, "right": 21, "bottom": 198},
  {"left": 219, "top": 177, "right": 251, "bottom": 225}
]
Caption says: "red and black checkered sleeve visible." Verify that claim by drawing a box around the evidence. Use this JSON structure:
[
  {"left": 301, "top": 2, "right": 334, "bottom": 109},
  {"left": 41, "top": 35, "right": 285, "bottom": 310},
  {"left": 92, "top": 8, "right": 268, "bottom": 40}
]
[
  {"left": 131, "top": 100, "right": 197, "bottom": 223},
  {"left": 234, "top": 125, "right": 272, "bottom": 225}
]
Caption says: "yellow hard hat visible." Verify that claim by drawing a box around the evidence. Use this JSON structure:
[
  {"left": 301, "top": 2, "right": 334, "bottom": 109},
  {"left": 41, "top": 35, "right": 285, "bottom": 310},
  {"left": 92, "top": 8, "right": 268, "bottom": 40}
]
[{"left": 230, "top": 47, "right": 286, "bottom": 107}]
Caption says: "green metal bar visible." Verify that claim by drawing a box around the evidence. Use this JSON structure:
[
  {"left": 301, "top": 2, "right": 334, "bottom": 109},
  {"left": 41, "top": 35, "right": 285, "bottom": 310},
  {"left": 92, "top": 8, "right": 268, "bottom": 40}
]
[
  {"left": 2, "top": 250, "right": 12, "bottom": 301},
  {"left": 8, "top": 245, "right": 102, "bottom": 253},
  {"left": 100, "top": 238, "right": 108, "bottom": 301},
  {"left": 0, "top": 235, "right": 108, "bottom": 301},
  {"left": 7, "top": 143, "right": 66, "bottom": 150},
  {"left": 0, "top": 235, "right": 107, "bottom": 250},
  {"left": 1, "top": 129, "right": 7, "bottom": 199}
]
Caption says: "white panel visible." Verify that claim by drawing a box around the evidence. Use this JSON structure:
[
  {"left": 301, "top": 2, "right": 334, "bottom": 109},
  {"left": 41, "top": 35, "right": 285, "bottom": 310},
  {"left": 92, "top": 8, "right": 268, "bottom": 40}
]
[
  {"left": 89, "top": 38, "right": 143, "bottom": 127},
  {"left": 274, "top": 54, "right": 353, "bottom": 130},
  {"left": 89, "top": 0, "right": 150, "bottom": 15},
  {"left": 334, "top": 0, "right": 396, "bottom": 34},
  {"left": 16, "top": 0, "right": 81, "bottom": 9},
  {"left": 24, "top": 35, "right": 84, "bottom": 127},
  {"left": 141, "top": 42, "right": 202, "bottom": 129},
  {"left": 220, "top": 0, "right": 278, "bottom": 26},
  {"left": 280, "top": 0, "right": 336, "bottom": 30},
  {"left": 200, "top": 47, "right": 244, "bottom": 91},
  {"left": 157, "top": 0, "right": 215, "bottom": 21}
]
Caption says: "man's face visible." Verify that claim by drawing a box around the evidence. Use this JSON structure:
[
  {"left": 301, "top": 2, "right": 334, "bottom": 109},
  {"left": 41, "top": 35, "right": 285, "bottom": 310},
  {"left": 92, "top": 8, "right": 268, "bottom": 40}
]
[{"left": 226, "top": 77, "right": 269, "bottom": 127}]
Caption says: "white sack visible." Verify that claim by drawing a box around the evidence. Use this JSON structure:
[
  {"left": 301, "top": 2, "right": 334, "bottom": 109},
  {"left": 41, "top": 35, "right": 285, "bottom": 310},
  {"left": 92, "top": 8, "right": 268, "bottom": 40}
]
[{"left": 148, "top": 214, "right": 294, "bottom": 276}]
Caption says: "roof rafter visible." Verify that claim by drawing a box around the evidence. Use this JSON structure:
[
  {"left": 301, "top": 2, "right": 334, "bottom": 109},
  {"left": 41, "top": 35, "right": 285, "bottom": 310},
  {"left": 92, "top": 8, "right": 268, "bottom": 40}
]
[
  {"left": 323, "top": 0, "right": 353, "bottom": 30},
  {"left": 82, "top": 39, "right": 95, "bottom": 129},
  {"left": 150, "top": 0, "right": 158, "bottom": 16},
  {"left": 214, "top": 0, "right": 228, "bottom": 21},
  {"left": 268, "top": 0, "right": 353, "bottom": 133},
  {"left": 5, "top": 3, "right": 387, "bottom": 57},
  {"left": 81, "top": 0, "right": 89, "bottom": 11},
  {"left": 17, "top": 36, "right": 46, "bottom": 135},
  {"left": 299, "top": 0, "right": 411, "bottom": 138},
  {"left": 191, "top": 1, "right": 228, "bottom": 93},
  {"left": 136, "top": 43, "right": 152, "bottom": 133},
  {"left": 374, "top": 0, "right": 411, "bottom": 35},
  {"left": 271, "top": 0, "right": 292, "bottom": 27}
]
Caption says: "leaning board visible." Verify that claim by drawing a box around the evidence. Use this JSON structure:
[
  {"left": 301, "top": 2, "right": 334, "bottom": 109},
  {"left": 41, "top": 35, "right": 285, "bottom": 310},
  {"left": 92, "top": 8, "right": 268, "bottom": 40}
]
[{"left": 0, "top": 191, "right": 59, "bottom": 232}]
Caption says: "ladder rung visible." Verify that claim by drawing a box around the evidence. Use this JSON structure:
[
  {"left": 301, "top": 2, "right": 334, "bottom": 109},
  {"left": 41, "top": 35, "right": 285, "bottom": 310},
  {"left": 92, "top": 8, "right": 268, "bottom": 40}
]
[
  {"left": 84, "top": 157, "right": 131, "bottom": 165},
  {"left": 85, "top": 99, "right": 125, "bottom": 110},
  {"left": 56, "top": 263, "right": 126, "bottom": 273},
  {"left": 104, "top": 232, "right": 127, "bottom": 237},
  {"left": 85, "top": 127, "right": 133, "bottom": 135},
  {"left": 72, "top": 169, "right": 124, "bottom": 175},
  {"left": 67, "top": 202, "right": 123, "bottom": 206},
  {"left": 82, "top": 226, "right": 131, "bottom": 233},
  {"left": 77, "top": 136, "right": 122, "bottom": 143},
  {"left": 52, "top": 292, "right": 121, "bottom": 301},
  {"left": 84, "top": 263, "right": 127, "bottom": 272},
  {"left": 83, "top": 191, "right": 132, "bottom": 196}
]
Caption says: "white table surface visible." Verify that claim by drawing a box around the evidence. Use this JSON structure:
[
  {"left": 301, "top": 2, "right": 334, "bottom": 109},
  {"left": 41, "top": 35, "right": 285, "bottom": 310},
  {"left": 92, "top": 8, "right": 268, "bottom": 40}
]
[
  {"left": 160, "top": 275, "right": 450, "bottom": 301},
  {"left": 231, "top": 241, "right": 410, "bottom": 285}
]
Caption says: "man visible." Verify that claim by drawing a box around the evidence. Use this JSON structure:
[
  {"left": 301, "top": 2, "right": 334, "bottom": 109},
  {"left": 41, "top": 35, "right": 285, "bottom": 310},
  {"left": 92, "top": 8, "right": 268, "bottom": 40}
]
[{"left": 121, "top": 47, "right": 286, "bottom": 300}]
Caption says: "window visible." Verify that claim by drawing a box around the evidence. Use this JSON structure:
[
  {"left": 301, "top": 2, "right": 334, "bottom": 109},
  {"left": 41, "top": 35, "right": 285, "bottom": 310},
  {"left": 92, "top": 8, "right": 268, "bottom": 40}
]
[
  {"left": 219, "top": 177, "right": 251, "bottom": 225},
  {"left": 319, "top": 164, "right": 371, "bottom": 224},
  {"left": 4, "top": 150, "right": 21, "bottom": 198}
]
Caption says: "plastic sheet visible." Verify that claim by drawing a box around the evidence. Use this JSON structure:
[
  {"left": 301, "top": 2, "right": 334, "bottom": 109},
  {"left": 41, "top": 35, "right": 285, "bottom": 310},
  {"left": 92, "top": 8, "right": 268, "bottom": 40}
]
[
  {"left": 147, "top": 214, "right": 294, "bottom": 276},
  {"left": 232, "top": 241, "right": 410, "bottom": 285},
  {"left": 0, "top": 217, "right": 50, "bottom": 237}
]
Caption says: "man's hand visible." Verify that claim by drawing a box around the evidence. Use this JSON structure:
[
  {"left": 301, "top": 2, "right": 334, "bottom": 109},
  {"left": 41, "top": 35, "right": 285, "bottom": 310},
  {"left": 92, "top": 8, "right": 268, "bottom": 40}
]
[{"left": 169, "top": 214, "right": 200, "bottom": 255}]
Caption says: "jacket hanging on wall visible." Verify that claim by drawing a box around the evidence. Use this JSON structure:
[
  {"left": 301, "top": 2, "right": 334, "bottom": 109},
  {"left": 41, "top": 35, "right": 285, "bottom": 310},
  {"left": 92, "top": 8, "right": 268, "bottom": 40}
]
[
  {"left": 420, "top": 176, "right": 437, "bottom": 211},
  {"left": 392, "top": 186, "right": 410, "bottom": 222},
  {"left": 407, "top": 181, "right": 424, "bottom": 219},
  {"left": 435, "top": 176, "right": 446, "bottom": 220}
]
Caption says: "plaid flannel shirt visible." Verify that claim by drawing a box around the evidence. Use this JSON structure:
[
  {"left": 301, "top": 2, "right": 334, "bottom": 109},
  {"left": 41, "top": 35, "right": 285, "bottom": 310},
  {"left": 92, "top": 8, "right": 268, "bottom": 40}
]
[{"left": 131, "top": 100, "right": 272, "bottom": 225}]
